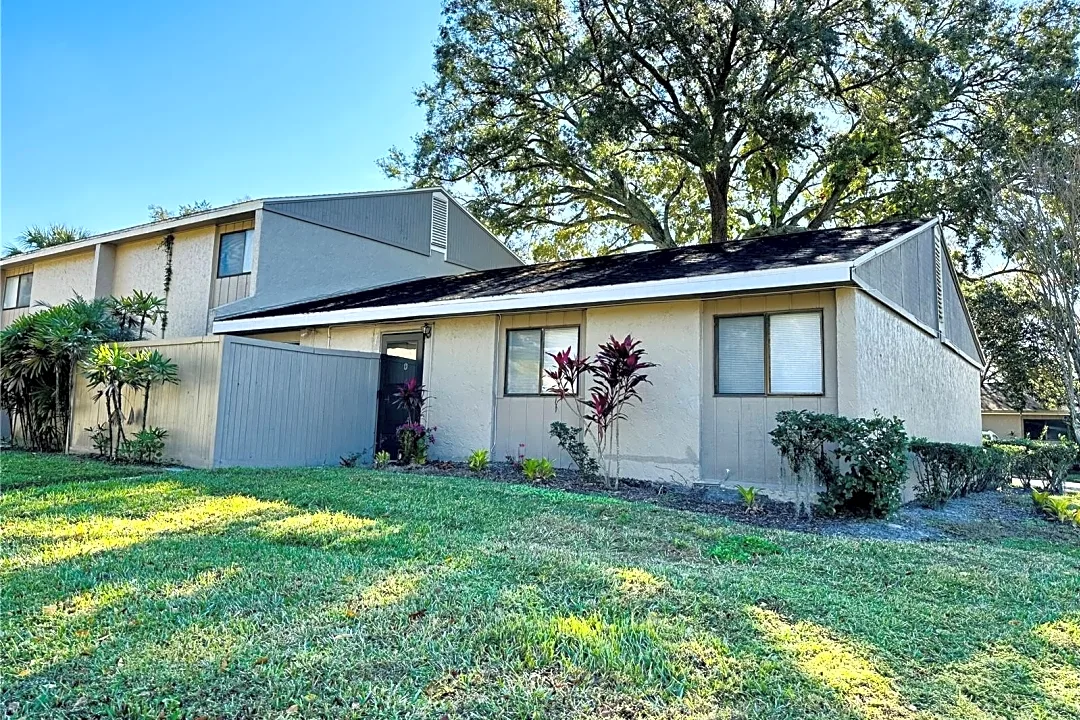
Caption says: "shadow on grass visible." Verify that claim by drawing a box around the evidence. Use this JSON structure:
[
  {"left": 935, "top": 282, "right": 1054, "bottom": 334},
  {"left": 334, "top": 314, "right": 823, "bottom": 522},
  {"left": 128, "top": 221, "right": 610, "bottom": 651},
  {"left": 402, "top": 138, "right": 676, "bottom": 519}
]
[{"left": 3, "top": 466, "right": 1080, "bottom": 718}]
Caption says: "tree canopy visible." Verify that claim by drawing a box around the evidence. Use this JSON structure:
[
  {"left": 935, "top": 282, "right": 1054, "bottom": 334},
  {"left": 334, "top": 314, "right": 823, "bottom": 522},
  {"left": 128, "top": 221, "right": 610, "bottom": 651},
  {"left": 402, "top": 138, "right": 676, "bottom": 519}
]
[
  {"left": 386, "top": 0, "right": 1079, "bottom": 260},
  {"left": 4, "top": 224, "right": 91, "bottom": 257}
]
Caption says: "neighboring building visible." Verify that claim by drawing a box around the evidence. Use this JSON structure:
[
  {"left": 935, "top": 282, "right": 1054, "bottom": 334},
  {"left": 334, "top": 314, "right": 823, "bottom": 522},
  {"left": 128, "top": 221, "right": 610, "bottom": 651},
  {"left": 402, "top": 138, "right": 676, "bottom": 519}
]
[
  {"left": 981, "top": 385, "right": 1072, "bottom": 440},
  {"left": 0, "top": 189, "right": 521, "bottom": 336},
  {"left": 212, "top": 217, "right": 985, "bottom": 495}
]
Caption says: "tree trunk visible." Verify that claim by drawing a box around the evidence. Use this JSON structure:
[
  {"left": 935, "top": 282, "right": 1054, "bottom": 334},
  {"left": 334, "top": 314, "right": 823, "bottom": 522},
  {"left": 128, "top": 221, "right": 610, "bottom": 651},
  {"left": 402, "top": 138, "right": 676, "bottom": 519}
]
[
  {"left": 702, "top": 168, "right": 730, "bottom": 245},
  {"left": 141, "top": 385, "right": 151, "bottom": 432}
]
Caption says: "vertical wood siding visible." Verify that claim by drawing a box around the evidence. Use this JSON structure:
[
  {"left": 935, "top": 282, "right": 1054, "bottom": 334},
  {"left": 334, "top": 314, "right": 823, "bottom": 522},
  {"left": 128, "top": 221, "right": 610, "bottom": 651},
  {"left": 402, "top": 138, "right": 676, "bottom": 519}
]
[
  {"left": 940, "top": 256, "right": 981, "bottom": 361},
  {"left": 69, "top": 337, "right": 225, "bottom": 468},
  {"left": 493, "top": 310, "right": 585, "bottom": 465},
  {"left": 265, "top": 193, "right": 434, "bottom": 256},
  {"left": 209, "top": 219, "right": 256, "bottom": 319},
  {"left": 700, "top": 291, "right": 839, "bottom": 492},
  {"left": 212, "top": 337, "right": 380, "bottom": 467},
  {"left": 852, "top": 227, "right": 938, "bottom": 330}
]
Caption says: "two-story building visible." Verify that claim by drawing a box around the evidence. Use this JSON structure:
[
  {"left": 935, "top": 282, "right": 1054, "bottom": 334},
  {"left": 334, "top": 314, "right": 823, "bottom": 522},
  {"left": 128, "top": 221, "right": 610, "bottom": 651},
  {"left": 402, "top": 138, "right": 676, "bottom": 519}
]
[{"left": 1, "top": 188, "right": 522, "bottom": 335}]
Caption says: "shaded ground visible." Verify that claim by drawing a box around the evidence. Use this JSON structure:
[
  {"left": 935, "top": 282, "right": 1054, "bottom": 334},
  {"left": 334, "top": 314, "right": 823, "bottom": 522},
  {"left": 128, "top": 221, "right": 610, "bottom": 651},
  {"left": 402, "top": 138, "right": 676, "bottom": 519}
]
[
  {"left": 391, "top": 460, "right": 1073, "bottom": 544},
  {"left": 3, "top": 452, "right": 1079, "bottom": 719}
]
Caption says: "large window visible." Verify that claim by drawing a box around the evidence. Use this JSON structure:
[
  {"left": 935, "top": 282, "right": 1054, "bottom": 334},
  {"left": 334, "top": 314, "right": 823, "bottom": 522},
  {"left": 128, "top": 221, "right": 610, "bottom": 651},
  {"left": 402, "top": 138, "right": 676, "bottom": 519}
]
[
  {"left": 715, "top": 311, "right": 823, "bottom": 395},
  {"left": 505, "top": 326, "right": 579, "bottom": 395},
  {"left": 217, "top": 229, "right": 253, "bottom": 277},
  {"left": 2, "top": 272, "right": 33, "bottom": 309}
]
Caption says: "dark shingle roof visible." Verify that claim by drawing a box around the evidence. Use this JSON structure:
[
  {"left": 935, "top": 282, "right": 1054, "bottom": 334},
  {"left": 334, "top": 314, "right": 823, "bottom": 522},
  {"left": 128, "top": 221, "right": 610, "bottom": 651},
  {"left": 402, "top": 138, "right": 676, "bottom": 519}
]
[
  {"left": 981, "top": 384, "right": 1067, "bottom": 413},
  {"left": 222, "top": 219, "right": 927, "bottom": 320}
]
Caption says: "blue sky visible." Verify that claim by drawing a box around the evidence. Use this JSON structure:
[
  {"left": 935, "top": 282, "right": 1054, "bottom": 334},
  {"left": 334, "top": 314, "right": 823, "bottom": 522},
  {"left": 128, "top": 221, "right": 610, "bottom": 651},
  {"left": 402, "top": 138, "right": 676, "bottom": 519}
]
[{"left": 2, "top": 0, "right": 442, "bottom": 248}]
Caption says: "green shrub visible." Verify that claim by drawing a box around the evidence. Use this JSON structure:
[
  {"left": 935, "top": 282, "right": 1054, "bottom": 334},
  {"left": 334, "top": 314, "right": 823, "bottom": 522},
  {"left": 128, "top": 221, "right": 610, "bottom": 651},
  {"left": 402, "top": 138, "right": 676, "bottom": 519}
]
[
  {"left": 118, "top": 427, "right": 168, "bottom": 464},
  {"left": 735, "top": 485, "right": 760, "bottom": 512},
  {"left": 522, "top": 457, "right": 556, "bottom": 482},
  {"left": 549, "top": 421, "right": 600, "bottom": 481},
  {"left": 910, "top": 440, "right": 989, "bottom": 508},
  {"left": 467, "top": 448, "right": 490, "bottom": 472},
  {"left": 1032, "top": 490, "right": 1080, "bottom": 525},
  {"left": 771, "top": 410, "right": 908, "bottom": 518},
  {"left": 992, "top": 439, "right": 1077, "bottom": 494},
  {"left": 975, "top": 444, "right": 1013, "bottom": 493},
  {"left": 373, "top": 450, "right": 391, "bottom": 469}
]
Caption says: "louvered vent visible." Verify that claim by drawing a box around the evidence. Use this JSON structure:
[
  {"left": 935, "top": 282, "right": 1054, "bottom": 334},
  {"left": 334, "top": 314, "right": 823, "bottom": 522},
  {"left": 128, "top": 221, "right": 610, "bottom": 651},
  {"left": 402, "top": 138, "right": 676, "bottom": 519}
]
[
  {"left": 934, "top": 237, "right": 945, "bottom": 334},
  {"left": 431, "top": 194, "right": 449, "bottom": 254}
]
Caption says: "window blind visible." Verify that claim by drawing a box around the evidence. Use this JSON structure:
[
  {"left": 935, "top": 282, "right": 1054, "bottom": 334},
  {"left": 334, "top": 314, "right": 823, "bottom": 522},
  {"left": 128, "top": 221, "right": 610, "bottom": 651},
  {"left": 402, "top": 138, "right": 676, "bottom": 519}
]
[
  {"left": 716, "top": 315, "right": 765, "bottom": 393},
  {"left": 769, "top": 312, "right": 823, "bottom": 394},
  {"left": 3, "top": 276, "right": 19, "bottom": 309},
  {"left": 17, "top": 274, "right": 32, "bottom": 307},
  {"left": 541, "top": 326, "right": 579, "bottom": 392},
  {"left": 506, "top": 329, "right": 543, "bottom": 394},
  {"left": 218, "top": 230, "right": 252, "bottom": 277}
]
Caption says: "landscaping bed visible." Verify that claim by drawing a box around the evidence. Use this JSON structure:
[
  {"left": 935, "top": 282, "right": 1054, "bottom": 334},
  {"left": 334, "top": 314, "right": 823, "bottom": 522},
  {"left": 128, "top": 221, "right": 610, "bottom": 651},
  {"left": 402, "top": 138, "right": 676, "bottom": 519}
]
[{"left": 385, "top": 460, "right": 1072, "bottom": 544}]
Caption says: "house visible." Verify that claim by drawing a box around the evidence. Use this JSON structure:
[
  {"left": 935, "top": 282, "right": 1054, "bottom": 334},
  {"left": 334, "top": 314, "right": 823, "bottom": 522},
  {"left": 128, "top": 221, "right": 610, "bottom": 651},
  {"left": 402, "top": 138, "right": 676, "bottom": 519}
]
[
  {"left": 981, "top": 385, "right": 1073, "bottom": 441},
  {"left": 210, "top": 217, "right": 985, "bottom": 494},
  {"left": 0, "top": 189, "right": 522, "bottom": 335}
]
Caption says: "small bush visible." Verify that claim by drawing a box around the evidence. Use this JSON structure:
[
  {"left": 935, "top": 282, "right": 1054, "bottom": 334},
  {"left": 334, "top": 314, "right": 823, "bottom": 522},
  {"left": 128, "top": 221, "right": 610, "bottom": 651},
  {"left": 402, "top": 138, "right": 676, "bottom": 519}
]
[
  {"left": 735, "top": 485, "right": 760, "bottom": 513},
  {"left": 771, "top": 410, "right": 908, "bottom": 518},
  {"left": 467, "top": 448, "right": 490, "bottom": 472},
  {"left": 1032, "top": 491, "right": 1080, "bottom": 525},
  {"left": 709, "top": 535, "right": 783, "bottom": 563},
  {"left": 993, "top": 439, "right": 1077, "bottom": 495},
  {"left": 910, "top": 440, "right": 990, "bottom": 508},
  {"left": 373, "top": 450, "right": 391, "bottom": 469},
  {"left": 522, "top": 457, "right": 555, "bottom": 482},
  {"left": 397, "top": 422, "right": 435, "bottom": 465},
  {"left": 549, "top": 421, "right": 600, "bottom": 481},
  {"left": 118, "top": 427, "right": 168, "bottom": 464}
]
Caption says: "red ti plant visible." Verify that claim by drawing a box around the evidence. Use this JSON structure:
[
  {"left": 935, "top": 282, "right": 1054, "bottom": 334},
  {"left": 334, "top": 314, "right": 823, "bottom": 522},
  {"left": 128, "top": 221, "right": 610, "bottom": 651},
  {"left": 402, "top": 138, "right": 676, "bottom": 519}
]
[
  {"left": 545, "top": 335, "right": 657, "bottom": 486},
  {"left": 392, "top": 378, "right": 428, "bottom": 424}
]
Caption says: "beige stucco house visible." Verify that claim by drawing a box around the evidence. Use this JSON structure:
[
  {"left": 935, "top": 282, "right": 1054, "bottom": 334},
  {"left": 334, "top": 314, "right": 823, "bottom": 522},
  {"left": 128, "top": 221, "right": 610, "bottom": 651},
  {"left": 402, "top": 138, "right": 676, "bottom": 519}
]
[
  {"left": 1, "top": 188, "right": 522, "bottom": 334},
  {"left": 981, "top": 385, "right": 1072, "bottom": 441},
  {"left": 211, "top": 217, "right": 985, "bottom": 493}
]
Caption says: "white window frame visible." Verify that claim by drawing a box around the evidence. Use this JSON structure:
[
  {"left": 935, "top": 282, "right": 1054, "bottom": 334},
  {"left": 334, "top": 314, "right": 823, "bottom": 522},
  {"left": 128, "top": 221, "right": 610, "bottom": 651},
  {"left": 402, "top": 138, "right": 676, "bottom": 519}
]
[{"left": 3, "top": 272, "right": 33, "bottom": 310}]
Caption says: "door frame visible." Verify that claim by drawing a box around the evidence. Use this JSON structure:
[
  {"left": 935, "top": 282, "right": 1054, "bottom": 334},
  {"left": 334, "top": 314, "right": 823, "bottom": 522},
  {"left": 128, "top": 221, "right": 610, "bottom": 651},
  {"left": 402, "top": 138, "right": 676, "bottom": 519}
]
[{"left": 375, "top": 331, "right": 427, "bottom": 454}]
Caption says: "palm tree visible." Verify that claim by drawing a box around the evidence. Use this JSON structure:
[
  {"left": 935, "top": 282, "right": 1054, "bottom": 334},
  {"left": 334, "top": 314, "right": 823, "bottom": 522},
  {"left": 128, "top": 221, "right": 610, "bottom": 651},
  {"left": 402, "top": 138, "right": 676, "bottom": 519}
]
[
  {"left": 111, "top": 291, "right": 167, "bottom": 339},
  {"left": 130, "top": 349, "right": 179, "bottom": 431},
  {"left": 82, "top": 343, "right": 136, "bottom": 459}
]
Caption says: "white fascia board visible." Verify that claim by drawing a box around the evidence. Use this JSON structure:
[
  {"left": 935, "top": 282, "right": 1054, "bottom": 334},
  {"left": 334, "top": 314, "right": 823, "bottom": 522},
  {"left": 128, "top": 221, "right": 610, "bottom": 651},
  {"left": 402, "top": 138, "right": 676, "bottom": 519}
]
[
  {"left": 213, "top": 261, "right": 854, "bottom": 334},
  {"left": 0, "top": 201, "right": 264, "bottom": 267},
  {"left": 850, "top": 218, "right": 939, "bottom": 268}
]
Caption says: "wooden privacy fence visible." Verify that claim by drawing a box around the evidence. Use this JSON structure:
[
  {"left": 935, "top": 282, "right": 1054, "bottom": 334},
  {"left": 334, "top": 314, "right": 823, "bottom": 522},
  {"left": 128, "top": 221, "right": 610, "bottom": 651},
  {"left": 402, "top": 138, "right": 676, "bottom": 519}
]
[{"left": 69, "top": 335, "right": 380, "bottom": 468}]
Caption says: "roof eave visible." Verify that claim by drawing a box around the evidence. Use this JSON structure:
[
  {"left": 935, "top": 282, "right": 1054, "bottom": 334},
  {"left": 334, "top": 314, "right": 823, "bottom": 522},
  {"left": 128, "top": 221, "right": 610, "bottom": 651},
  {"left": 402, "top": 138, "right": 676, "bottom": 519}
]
[{"left": 212, "top": 260, "right": 855, "bottom": 334}]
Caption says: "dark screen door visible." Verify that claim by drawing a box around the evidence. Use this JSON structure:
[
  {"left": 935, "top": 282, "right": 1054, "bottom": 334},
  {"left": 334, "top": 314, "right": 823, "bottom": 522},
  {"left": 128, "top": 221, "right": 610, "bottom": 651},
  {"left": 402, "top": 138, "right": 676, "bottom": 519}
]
[{"left": 376, "top": 333, "right": 425, "bottom": 457}]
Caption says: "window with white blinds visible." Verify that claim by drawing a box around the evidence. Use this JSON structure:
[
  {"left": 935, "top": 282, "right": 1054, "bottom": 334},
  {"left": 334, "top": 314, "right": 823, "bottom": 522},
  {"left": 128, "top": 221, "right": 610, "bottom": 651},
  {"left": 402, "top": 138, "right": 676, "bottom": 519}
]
[
  {"left": 715, "top": 311, "right": 823, "bottom": 395},
  {"left": 716, "top": 315, "right": 765, "bottom": 394},
  {"left": 505, "top": 326, "right": 580, "bottom": 395},
  {"left": 217, "top": 229, "right": 253, "bottom": 277},
  {"left": 769, "top": 312, "right": 824, "bottom": 394}
]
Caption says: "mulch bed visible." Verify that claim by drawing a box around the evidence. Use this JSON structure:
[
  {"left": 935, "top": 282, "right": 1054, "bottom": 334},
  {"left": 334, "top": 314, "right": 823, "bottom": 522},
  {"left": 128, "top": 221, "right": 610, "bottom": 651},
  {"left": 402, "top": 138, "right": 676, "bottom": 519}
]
[{"left": 382, "top": 460, "right": 1058, "bottom": 542}]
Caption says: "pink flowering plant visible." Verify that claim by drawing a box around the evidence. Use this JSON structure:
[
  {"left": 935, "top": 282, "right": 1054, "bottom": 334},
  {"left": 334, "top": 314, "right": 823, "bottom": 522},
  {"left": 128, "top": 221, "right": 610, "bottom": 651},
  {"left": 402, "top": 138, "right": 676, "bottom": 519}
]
[
  {"left": 392, "top": 379, "right": 435, "bottom": 464},
  {"left": 545, "top": 335, "right": 657, "bottom": 487}
]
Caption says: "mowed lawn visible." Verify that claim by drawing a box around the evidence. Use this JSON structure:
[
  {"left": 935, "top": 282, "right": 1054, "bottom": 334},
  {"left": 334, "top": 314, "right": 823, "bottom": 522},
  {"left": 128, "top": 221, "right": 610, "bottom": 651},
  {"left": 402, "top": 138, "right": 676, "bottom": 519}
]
[{"left": 2, "top": 453, "right": 1079, "bottom": 719}]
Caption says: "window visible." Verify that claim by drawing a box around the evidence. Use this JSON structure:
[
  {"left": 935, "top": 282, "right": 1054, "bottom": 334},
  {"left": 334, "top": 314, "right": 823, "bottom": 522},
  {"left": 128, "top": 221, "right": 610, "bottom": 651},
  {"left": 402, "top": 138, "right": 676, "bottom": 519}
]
[
  {"left": 505, "top": 326, "right": 579, "bottom": 395},
  {"left": 217, "top": 229, "right": 253, "bottom": 277},
  {"left": 715, "top": 311, "right": 823, "bottom": 395},
  {"left": 2, "top": 272, "right": 33, "bottom": 309}
]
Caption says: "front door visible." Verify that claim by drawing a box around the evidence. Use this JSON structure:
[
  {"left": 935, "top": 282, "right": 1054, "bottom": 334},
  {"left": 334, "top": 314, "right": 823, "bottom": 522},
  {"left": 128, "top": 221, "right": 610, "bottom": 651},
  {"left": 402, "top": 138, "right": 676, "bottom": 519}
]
[{"left": 376, "top": 332, "right": 425, "bottom": 457}]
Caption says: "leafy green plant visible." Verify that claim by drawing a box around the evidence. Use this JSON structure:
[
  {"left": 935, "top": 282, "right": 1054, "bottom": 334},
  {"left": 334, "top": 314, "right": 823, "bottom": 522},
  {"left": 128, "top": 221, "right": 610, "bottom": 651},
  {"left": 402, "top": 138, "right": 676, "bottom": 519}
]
[
  {"left": 992, "top": 439, "right": 1077, "bottom": 494},
  {"left": 521, "top": 457, "right": 555, "bottom": 482},
  {"left": 549, "top": 421, "right": 601, "bottom": 481},
  {"left": 709, "top": 535, "right": 783, "bottom": 563},
  {"left": 770, "top": 410, "right": 908, "bottom": 518},
  {"left": 1032, "top": 490, "right": 1080, "bottom": 525},
  {"left": 373, "top": 450, "right": 391, "bottom": 469},
  {"left": 467, "top": 448, "right": 491, "bottom": 472},
  {"left": 396, "top": 422, "right": 434, "bottom": 465},
  {"left": 86, "top": 423, "right": 112, "bottom": 457},
  {"left": 118, "top": 427, "right": 168, "bottom": 464},
  {"left": 110, "top": 290, "right": 167, "bottom": 340},
  {"left": 735, "top": 485, "right": 760, "bottom": 513}
]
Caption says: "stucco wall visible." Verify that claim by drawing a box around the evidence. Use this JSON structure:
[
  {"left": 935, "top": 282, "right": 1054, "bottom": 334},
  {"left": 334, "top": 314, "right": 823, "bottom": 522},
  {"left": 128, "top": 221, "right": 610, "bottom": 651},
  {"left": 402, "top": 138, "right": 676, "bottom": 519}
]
[
  {"left": 26, "top": 250, "right": 96, "bottom": 307},
  {"left": 585, "top": 301, "right": 702, "bottom": 484},
  {"left": 112, "top": 227, "right": 215, "bottom": 339},
  {"left": 838, "top": 287, "right": 981, "bottom": 444},
  {"left": 425, "top": 316, "right": 498, "bottom": 460},
  {"left": 982, "top": 413, "right": 1022, "bottom": 439}
]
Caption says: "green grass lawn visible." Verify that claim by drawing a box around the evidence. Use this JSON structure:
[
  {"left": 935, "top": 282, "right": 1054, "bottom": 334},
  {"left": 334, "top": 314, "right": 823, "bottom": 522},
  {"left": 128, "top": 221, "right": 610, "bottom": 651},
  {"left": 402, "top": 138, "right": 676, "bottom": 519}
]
[{"left": 2, "top": 452, "right": 1078, "bottom": 719}]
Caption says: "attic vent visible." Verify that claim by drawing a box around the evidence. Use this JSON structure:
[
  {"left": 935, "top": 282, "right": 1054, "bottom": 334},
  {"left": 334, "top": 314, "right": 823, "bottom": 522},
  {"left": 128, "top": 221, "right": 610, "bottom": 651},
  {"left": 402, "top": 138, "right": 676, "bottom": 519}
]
[
  {"left": 934, "top": 236, "right": 945, "bottom": 334},
  {"left": 431, "top": 194, "right": 449, "bottom": 254}
]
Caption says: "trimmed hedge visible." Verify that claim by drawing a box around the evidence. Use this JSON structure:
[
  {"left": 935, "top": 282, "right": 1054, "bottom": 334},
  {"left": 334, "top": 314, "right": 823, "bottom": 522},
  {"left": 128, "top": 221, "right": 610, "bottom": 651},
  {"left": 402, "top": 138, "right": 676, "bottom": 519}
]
[
  {"left": 992, "top": 439, "right": 1078, "bottom": 495},
  {"left": 909, "top": 440, "right": 1012, "bottom": 508}
]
